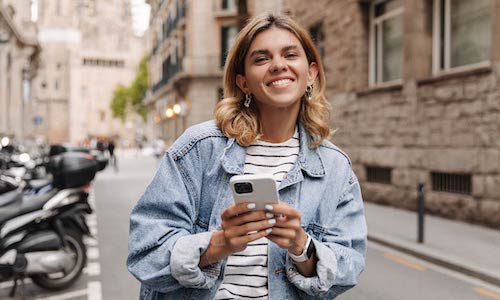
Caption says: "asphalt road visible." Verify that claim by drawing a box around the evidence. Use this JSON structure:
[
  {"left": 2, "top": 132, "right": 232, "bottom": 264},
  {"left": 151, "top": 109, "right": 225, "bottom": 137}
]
[
  {"left": 92, "top": 151, "right": 159, "bottom": 300},
  {"left": 2, "top": 151, "right": 499, "bottom": 300}
]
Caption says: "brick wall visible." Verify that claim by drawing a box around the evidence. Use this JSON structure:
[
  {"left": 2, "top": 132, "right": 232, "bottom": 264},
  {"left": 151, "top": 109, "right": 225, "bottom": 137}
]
[{"left": 287, "top": 0, "right": 500, "bottom": 227}]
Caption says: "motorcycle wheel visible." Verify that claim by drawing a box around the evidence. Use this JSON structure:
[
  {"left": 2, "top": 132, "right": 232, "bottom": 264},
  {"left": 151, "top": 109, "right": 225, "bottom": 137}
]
[{"left": 30, "top": 229, "right": 87, "bottom": 291}]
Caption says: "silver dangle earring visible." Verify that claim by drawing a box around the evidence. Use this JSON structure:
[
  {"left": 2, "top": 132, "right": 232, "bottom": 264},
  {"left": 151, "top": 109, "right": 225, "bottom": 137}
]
[
  {"left": 305, "top": 85, "right": 313, "bottom": 101},
  {"left": 244, "top": 94, "right": 252, "bottom": 108}
]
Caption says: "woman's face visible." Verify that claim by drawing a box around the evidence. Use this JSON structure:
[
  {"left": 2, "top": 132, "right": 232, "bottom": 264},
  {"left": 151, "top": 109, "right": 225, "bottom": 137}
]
[{"left": 236, "top": 27, "right": 318, "bottom": 112}]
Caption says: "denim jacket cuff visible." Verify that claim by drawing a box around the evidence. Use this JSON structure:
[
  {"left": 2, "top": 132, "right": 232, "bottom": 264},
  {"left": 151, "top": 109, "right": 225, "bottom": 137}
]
[
  {"left": 170, "top": 231, "right": 221, "bottom": 289},
  {"left": 286, "top": 238, "right": 337, "bottom": 296}
]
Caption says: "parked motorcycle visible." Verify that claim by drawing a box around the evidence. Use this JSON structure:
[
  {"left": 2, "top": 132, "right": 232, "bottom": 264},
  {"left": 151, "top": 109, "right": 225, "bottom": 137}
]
[{"left": 0, "top": 152, "right": 98, "bottom": 296}]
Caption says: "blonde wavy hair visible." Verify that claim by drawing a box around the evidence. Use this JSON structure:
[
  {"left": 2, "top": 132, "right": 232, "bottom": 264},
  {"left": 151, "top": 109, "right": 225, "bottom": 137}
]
[{"left": 214, "top": 13, "right": 331, "bottom": 148}]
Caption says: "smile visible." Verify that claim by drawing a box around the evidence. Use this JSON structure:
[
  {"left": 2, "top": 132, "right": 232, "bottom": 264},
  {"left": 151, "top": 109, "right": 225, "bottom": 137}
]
[{"left": 268, "top": 79, "right": 293, "bottom": 87}]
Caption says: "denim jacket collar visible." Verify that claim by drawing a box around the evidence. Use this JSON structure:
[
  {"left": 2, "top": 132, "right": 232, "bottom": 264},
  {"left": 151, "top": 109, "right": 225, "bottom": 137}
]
[{"left": 220, "top": 122, "right": 326, "bottom": 182}]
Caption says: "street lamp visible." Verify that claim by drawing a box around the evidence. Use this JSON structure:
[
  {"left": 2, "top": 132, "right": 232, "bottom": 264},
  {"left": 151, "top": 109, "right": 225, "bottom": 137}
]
[
  {"left": 165, "top": 108, "right": 174, "bottom": 118},
  {"left": 173, "top": 103, "right": 181, "bottom": 115},
  {"left": 173, "top": 101, "right": 188, "bottom": 116}
]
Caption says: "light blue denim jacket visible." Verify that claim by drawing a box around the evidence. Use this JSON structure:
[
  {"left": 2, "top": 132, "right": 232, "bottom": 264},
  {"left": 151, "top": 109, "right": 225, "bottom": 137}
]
[{"left": 127, "top": 120, "right": 367, "bottom": 299}]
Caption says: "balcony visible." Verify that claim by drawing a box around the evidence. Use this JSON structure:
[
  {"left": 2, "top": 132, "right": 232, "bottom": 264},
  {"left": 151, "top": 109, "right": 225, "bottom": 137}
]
[
  {"left": 150, "top": 55, "right": 223, "bottom": 97},
  {"left": 152, "top": 56, "right": 184, "bottom": 94}
]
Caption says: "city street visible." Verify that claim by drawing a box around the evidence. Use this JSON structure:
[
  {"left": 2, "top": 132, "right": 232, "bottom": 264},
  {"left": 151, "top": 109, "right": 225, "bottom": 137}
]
[{"left": 2, "top": 152, "right": 499, "bottom": 300}]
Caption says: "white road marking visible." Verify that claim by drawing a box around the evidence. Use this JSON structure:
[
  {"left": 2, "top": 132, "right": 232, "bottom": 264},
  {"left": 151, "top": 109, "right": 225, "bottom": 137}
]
[
  {"left": 89, "top": 226, "right": 98, "bottom": 236},
  {"left": 87, "top": 281, "right": 102, "bottom": 300},
  {"left": 87, "top": 247, "right": 100, "bottom": 260},
  {"left": 369, "top": 241, "right": 500, "bottom": 293},
  {"left": 84, "top": 262, "right": 101, "bottom": 277},
  {"left": 36, "top": 288, "right": 88, "bottom": 300},
  {"left": 86, "top": 218, "right": 97, "bottom": 227},
  {"left": 84, "top": 236, "right": 99, "bottom": 247}
]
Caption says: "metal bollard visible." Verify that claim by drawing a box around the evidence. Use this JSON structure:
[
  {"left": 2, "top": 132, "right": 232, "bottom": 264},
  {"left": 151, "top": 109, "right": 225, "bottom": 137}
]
[{"left": 417, "top": 183, "right": 425, "bottom": 243}]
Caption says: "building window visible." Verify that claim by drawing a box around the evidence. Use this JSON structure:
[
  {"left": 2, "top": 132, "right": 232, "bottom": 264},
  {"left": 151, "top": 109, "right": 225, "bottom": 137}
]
[
  {"left": 366, "top": 166, "right": 392, "bottom": 184},
  {"left": 369, "top": 0, "right": 404, "bottom": 85},
  {"left": 309, "top": 22, "right": 325, "bottom": 62},
  {"left": 431, "top": 172, "right": 472, "bottom": 195},
  {"left": 433, "top": 0, "right": 491, "bottom": 73},
  {"left": 220, "top": 26, "right": 238, "bottom": 68},
  {"left": 221, "top": 0, "right": 236, "bottom": 11}
]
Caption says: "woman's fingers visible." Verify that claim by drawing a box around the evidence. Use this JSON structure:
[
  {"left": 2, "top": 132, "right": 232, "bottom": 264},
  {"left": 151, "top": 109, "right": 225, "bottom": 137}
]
[
  {"left": 222, "top": 210, "right": 273, "bottom": 228},
  {"left": 264, "top": 202, "right": 301, "bottom": 219},
  {"left": 221, "top": 202, "right": 258, "bottom": 220},
  {"left": 266, "top": 234, "right": 293, "bottom": 249},
  {"left": 226, "top": 228, "right": 273, "bottom": 252},
  {"left": 266, "top": 226, "right": 296, "bottom": 239},
  {"left": 225, "top": 217, "right": 277, "bottom": 237}
]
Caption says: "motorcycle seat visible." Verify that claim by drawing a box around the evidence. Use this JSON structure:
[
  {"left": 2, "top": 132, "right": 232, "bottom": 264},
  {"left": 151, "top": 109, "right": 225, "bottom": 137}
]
[
  {"left": 0, "top": 189, "right": 22, "bottom": 207},
  {"left": 0, "top": 189, "right": 59, "bottom": 226}
]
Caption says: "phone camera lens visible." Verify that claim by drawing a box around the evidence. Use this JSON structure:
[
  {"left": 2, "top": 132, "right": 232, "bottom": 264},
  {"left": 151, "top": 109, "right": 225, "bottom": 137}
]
[{"left": 234, "top": 182, "right": 253, "bottom": 194}]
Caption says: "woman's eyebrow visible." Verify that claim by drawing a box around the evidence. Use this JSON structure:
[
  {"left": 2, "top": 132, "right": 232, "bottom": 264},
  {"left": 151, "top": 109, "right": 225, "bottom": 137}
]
[
  {"left": 249, "top": 49, "right": 270, "bottom": 58},
  {"left": 248, "top": 45, "right": 300, "bottom": 58}
]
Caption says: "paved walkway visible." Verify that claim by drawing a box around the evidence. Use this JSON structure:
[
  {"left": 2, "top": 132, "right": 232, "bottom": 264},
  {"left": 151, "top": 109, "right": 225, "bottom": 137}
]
[{"left": 365, "top": 202, "right": 500, "bottom": 286}]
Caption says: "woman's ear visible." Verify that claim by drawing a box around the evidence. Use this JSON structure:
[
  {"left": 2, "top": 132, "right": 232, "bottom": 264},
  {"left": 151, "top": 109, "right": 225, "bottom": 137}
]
[
  {"left": 236, "top": 74, "right": 249, "bottom": 94},
  {"left": 307, "top": 62, "right": 319, "bottom": 86}
]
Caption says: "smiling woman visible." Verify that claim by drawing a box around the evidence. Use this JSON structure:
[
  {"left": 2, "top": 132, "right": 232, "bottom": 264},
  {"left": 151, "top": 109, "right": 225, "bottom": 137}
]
[{"left": 127, "top": 13, "right": 367, "bottom": 300}]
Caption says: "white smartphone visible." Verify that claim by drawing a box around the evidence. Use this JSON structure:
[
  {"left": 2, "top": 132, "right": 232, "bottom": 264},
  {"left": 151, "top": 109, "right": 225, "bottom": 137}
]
[{"left": 230, "top": 174, "right": 279, "bottom": 210}]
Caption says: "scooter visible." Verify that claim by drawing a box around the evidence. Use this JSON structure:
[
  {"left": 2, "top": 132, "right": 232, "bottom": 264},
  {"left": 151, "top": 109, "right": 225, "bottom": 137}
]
[{"left": 0, "top": 152, "right": 98, "bottom": 296}]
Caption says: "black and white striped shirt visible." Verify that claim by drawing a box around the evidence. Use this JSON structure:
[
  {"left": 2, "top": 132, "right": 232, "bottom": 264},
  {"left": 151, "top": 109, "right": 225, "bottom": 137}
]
[{"left": 215, "top": 129, "right": 299, "bottom": 300}]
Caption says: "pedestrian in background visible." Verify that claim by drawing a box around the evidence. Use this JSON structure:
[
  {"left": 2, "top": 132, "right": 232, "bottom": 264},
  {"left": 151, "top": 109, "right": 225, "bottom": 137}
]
[
  {"left": 107, "top": 139, "right": 117, "bottom": 172},
  {"left": 127, "top": 13, "right": 366, "bottom": 299}
]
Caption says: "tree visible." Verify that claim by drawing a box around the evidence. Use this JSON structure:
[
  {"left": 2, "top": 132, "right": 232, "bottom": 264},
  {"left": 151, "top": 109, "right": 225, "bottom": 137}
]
[{"left": 110, "top": 56, "right": 149, "bottom": 122}]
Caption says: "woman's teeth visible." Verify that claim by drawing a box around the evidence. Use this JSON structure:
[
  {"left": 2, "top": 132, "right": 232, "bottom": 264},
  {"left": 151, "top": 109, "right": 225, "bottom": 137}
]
[{"left": 269, "top": 79, "right": 292, "bottom": 86}]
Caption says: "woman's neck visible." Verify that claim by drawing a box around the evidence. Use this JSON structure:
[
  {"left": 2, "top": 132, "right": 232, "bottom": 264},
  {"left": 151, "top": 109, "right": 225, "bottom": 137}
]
[{"left": 258, "top": 106, "right": 299, "bottom": 143}]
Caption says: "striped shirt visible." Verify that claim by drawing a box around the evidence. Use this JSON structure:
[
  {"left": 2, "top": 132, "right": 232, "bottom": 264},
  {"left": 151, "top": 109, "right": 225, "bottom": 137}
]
[{"left": 215, "top": 129, "right": 299, "bottom": 300}]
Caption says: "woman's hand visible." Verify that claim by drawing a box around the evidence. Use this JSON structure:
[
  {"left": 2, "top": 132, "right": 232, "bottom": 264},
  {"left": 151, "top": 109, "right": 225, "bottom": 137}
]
[
  {"left": 264, "top": 202, "right": 316, "bottom": 277},
  {"left": 199, "top": 202, "right": 275, "bottom": 268},
  {"left": 263, "top": 202, "right": 307, "bottom": 254}
]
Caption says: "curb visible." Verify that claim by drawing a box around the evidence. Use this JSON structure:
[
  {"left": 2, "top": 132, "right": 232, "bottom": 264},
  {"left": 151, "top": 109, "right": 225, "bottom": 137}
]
[{"left": 368, "top": 233, "right": 500, "bottom": 287}]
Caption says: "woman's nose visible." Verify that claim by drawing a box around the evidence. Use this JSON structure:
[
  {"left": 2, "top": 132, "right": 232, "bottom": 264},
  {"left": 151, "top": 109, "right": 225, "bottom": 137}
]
[{"left": 270, "top": 58, "right": 287, "bottom": 73}]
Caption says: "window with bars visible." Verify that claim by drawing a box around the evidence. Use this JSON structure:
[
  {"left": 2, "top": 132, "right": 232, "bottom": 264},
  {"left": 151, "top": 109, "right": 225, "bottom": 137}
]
[
  {"left": 366, "top": 166, "right": 392, "bottom": 184},
  {"left": 431, "top": 172, "right": 472, "bottom": 195}
]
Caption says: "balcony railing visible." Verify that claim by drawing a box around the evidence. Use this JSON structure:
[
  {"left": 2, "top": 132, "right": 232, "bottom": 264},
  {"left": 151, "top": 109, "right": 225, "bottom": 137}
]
[
  {"left": 162, "top": 0, "right": 187, "bottom": 40},
  {"left": 152, "top": 56, "right": 184, "bottom": 94},
  {"left": 150, "top": 55, "right": 223, "bottom": 95}
]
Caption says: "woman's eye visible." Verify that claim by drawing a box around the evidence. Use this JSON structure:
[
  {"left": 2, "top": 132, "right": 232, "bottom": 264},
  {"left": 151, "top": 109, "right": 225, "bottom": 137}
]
[
  {"left": 254, "top": 57, "right": 268, "bottom": 63},
  {"left": 285, "top": 52, "right": 298, "bottom": 58}
]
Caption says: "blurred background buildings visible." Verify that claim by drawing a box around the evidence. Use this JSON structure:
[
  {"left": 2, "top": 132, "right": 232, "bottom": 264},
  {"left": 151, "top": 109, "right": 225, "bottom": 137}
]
[
  {"left": 33, "top": 0, "right": 145, "bottom": 144},
  {"left": 144, "top": 0, "right": 284, "bottom": 142},
  {"left": 145, "top": 0, "right": 500, "bottom": 227},
  {"left": 0, "top": 0, "right": 40, "bottom": 143},
  {"left": 0, "top": 0, "right": 499, "bottom": 227}
]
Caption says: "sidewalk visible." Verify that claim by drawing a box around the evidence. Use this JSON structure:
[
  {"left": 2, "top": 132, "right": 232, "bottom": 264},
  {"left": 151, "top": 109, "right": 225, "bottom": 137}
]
[{"left": 364, "top": 202, "right": 500, "bottom": 286}]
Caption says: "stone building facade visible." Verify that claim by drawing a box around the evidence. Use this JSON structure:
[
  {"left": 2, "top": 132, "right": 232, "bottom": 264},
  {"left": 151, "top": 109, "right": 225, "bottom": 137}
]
[
  {"left": 286, "top": 0, "right": 500, "bottom": 227},
  {"left": 0, "top": 0, "right": 40, "bottom": 141},
  {"left": 33, "top": 0, "right": 144, "bottom": 144},
  {"left": 145, "top": 0, "right": 283, "bottom": 143}
]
